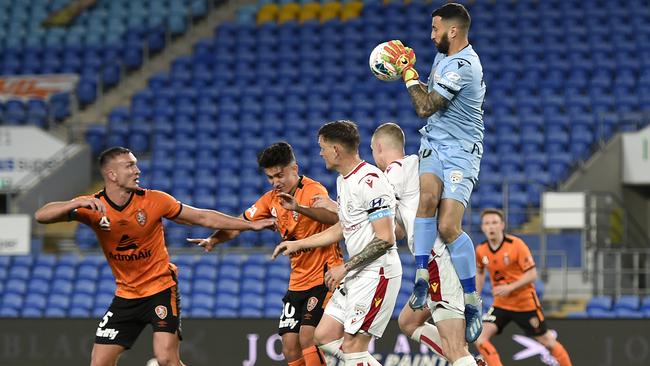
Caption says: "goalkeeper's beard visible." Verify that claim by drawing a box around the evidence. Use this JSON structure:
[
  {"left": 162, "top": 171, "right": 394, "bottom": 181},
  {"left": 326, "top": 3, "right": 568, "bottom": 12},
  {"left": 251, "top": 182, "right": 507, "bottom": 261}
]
[{"left": 435, "top": 33, "right": 450, "bottom": 54}]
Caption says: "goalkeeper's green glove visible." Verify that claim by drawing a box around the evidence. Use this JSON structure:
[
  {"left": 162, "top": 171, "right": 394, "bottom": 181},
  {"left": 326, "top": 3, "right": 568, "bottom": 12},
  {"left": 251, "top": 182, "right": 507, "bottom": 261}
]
[{"left": 384, "top": 40, "right": 420, "bottom": 87}]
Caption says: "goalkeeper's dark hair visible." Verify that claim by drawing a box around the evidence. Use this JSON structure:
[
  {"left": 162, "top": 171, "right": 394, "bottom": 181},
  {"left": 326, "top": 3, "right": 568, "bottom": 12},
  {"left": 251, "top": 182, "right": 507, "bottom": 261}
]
[
  {"left": 99, "top": 146, "right": 132, "bottom": 168},
  {"left": 432, "top": 3, "right": 471, "bottom": 32},
  {"left": 318, "top": 120, "right": 360, "bottom": 153},
  {"left": 257, "top": 142, "right": 296, "bottom": 169}
]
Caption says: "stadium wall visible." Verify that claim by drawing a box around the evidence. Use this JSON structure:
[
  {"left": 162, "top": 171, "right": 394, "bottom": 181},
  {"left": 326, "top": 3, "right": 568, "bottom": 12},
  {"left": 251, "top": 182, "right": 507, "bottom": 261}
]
[{"left": 0, "top": 319, "right": 648, "bottom": 365}]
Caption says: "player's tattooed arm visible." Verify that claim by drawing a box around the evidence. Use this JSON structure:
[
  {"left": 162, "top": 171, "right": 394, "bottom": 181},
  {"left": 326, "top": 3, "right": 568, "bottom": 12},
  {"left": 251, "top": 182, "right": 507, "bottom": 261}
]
[
  {"left": 407, "top": 84, "right": 449, "bottom": 118},
  {"left": 344, "top": 236, "right": 393, "bottom": 272}
]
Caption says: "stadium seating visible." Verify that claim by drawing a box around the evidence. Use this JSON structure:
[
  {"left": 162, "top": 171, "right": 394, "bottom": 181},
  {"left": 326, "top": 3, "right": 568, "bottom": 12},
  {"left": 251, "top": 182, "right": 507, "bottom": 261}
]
[
  {"left": 79, "top": 0, "right": 650, "bottom": 253},
  {"left": 0, "top": 0, "right": 208, "bottom": 128}
]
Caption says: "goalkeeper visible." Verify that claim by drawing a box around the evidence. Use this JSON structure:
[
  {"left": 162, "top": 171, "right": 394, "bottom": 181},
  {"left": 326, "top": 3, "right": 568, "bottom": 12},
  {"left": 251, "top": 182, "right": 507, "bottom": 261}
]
[{"left": 381, "top": 2, "right": 487, "bottom": 344}]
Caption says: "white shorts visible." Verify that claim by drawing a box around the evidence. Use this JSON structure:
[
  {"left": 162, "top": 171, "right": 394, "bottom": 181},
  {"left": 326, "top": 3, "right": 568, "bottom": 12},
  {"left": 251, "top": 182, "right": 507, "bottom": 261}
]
[
  {"left": 325, "top": 270, "right": 401, "bottom": 339},
  {"left": 427, "top": 249, "right": 465, "bottom": 323}
]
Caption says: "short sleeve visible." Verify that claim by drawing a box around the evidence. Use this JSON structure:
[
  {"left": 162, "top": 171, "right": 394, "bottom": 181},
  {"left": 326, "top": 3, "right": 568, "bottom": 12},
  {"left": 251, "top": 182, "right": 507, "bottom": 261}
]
[
  {"left": 243, "top": 192, "right": 273, "bottom": 221},
  {"left": 432, "top": 58, "right": 472, "bottom": 101},
  {"left": 147, "top": 190, "right": 183, "bottom": 219},
  {"left": 516, "top": 239, "right": 536, "bottom": 272},
  {"left": 70, "top": 195, "right": 97, "bottom": 226}
]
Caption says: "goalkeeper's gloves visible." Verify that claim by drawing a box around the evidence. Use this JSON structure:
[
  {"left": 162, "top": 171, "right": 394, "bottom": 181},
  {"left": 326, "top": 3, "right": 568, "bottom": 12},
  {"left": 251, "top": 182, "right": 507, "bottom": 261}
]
[{"left": 384, "top": 40, "right": 420, "bottom": 87}]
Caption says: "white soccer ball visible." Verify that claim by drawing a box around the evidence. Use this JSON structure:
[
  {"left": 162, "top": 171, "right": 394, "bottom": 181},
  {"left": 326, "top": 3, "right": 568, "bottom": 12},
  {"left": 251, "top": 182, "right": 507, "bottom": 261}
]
[{"left": 369, "top": 42, "right": 400, "bottom": 82}]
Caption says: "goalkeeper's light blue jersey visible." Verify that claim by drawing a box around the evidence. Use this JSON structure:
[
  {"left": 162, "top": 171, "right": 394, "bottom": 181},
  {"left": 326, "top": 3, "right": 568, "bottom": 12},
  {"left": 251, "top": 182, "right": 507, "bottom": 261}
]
[{"left": 423, "top": 44, "right": 486, "bottom": 151}]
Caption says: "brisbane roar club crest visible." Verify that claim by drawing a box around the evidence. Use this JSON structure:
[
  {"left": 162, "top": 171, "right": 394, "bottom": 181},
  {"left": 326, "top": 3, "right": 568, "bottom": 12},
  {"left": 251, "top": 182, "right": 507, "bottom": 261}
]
[
  {"left": 306, "top": 297, "right": 318, "bottom": 312},
  {"left": 155, "top": 305, "right": 168, "bottom": 319},
  {"left": 136, "top": 209, "right": 147, "bottom": 226}
]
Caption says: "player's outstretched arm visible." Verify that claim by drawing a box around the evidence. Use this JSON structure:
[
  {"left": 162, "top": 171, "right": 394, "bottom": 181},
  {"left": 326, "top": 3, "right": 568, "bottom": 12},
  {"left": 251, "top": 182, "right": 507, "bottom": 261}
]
[
  {"left": 175, "top": 205, "right": 275, "bottom": 231},
  {"left": 34, "top": 198, "right": 106, "bottom": 224},
  {"left": 272, "top": 222, "right": 343, "bottom": 259},
  {"left": 343, "top": 216, "right": 396, "bottom": 273},
  {"left": 187, "top": 216, "right": 245, "bottom": 252},
  {"left": 277, "top": 192, "right": 339, "bottom": 225}
]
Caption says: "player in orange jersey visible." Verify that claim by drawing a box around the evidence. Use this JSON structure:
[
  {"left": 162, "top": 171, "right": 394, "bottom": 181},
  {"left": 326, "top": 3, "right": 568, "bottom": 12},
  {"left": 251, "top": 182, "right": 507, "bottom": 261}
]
[
  {"left": 475, "top": 209, "right": 572, "bottom": 366},
  {"left": 35, "top": 147, "right": 274, "bottom": 366},
  {"left": 188, "top": 142, "right": 343, "bottom": 366}
]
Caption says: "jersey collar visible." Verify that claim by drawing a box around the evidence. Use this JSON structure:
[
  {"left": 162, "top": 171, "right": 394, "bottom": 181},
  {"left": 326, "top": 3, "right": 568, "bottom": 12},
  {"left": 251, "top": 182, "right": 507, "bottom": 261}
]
[
  {"left": 343, "top": 161, "right": 366, "bottom": 179},
  {"left": 99, "top": 189, "right": 143, "bottom": 212}
]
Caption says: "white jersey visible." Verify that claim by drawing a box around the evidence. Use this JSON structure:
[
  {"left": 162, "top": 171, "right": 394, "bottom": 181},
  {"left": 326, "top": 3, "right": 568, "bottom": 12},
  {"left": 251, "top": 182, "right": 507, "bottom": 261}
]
[
  {"left": 385, "top": 155, "right": 420, "bottom": 253},
  {"left": 337, "top": 161, "right": 401, "bottom": 279}
]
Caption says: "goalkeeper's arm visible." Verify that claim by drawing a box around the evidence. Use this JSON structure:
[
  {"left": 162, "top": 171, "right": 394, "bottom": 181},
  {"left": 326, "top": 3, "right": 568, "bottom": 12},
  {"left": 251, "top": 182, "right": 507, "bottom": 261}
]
[{"left": 384, "top": 40, "right": 449, "bottom": 118}]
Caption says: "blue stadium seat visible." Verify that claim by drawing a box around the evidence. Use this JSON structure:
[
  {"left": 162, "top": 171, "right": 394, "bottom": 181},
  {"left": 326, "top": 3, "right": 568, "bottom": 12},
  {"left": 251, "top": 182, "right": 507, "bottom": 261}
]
[
  {"left": 27, "top": 278, "right": 50, "bottom": 295},
  {"left": 242, "top": 264, "right": 266, "bottom": 281},
  {"left": 217, "top": 278, "right": 240, "bottom": 296},
  {"left": 587, "top": 295, "right": 613, "bottom": 312},
  {"left": 193, "top": 278, "right": 217, "bottom": 295},
  {"left": 0, "top": 307, "right": 20, "bottom": 317},
  {"left": 241, "top": 280, "right": 265, "bottom": 296},
  {"left": 614, "top": 295, "right": 640, "bottom": 311},
  {"left": 50, "top": 278, "right": 74, "bottom": 295},
  {"left": 54, "top": 265, "right": 76, "bottom": 281},
  {"left": 267, "top": 265, "right": 290, "bottom": 281},
  {"left": 44, "top": 307, "right": 67, "bottom": 318}
]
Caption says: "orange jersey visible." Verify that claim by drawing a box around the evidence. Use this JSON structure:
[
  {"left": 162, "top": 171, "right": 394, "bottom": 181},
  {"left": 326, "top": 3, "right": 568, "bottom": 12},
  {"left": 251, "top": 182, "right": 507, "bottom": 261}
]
[
  {"left": 73, "top": 189, "right": 182, "bottom": 299},
  {"left": 476, "top": 235, "right": 539, "bottom": 311},
  {"left": 244, "top": 176, "right": 343, "bottom": 291}
]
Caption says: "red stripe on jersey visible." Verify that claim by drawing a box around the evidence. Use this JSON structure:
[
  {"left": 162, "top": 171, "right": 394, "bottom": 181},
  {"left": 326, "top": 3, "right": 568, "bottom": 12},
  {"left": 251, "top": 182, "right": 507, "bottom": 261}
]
[
  {"left": 344, "top": 161, "right": 367, "bottom": 179},
  {"left": 428, "top": 257, "right": 443, "bottom": 302},
  {"left": 360, "top": 268, "right": 388, "bottom": 332}
]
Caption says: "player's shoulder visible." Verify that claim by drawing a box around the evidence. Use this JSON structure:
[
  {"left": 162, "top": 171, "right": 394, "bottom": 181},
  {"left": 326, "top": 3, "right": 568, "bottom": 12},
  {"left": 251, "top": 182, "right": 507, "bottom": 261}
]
[
  {"left": 299, "top": 175, "right": 327, "bottom": 191},
  {"left": 139, "top": 189, "right": 168, "bottom": 201},
  {"left": 257, "top": 189, "right": 275, "bottom": 202},
  {"left": 354, "top": 162, "right": 385, "bottom": 185},
  {"left": 505, "top": 234, "right": 528, "bottom": 248},
  {"left": 385, "top": 159, "right": 405, "bottom": 175},
  {"left": 345, "top": 161, "right": 380, "bottom": 180}
]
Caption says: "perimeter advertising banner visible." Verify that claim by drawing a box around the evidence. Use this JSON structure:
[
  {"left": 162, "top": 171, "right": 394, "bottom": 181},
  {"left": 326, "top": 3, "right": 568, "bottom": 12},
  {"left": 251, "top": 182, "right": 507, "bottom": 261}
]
[
  {"left": 0, "top": 126, "right": 66, "bottom": 189},
  {"left": 1, "top": 319, "right": 649, "bottom": 365},
  {"left": 0, "top": 74, "right": 79, "bottom": 101}
]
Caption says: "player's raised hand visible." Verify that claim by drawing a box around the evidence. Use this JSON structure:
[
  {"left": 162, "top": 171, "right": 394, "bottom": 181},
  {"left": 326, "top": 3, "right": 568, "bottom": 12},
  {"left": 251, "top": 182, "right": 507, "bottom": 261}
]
[
  {"left": 250, "top": 218, "right": 277, "bottom": 231},
  {"left": 272, "top": 240, "right": 302, "bottom": 259},
  {"left": 277, "top": 192, "right": 299, "bottom": 211},
  {"left": 384, "top": 40, "right": 416, "bottom": 74},
  {"left": 187, "top": 237, "right": 217, "bottom": 252},
  {"left": 312, "top": 195, "right": 339, "bottom": 213},
  {"left": 74, "top": 197, "right": 107, "bottom": 216}
]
